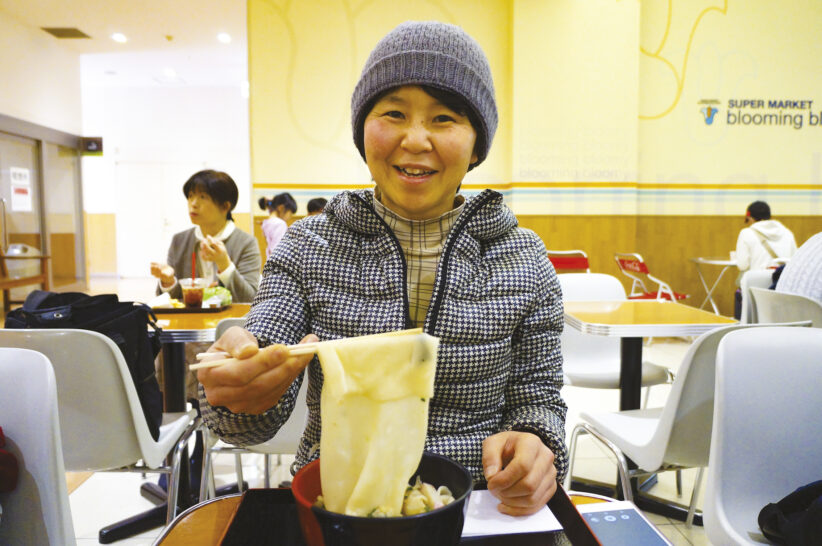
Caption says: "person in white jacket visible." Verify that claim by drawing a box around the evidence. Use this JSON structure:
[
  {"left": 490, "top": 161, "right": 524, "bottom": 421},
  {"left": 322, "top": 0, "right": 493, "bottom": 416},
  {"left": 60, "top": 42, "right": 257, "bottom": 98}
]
[{"left": 735, "top": 200, "right": 797, "bottom": 280}]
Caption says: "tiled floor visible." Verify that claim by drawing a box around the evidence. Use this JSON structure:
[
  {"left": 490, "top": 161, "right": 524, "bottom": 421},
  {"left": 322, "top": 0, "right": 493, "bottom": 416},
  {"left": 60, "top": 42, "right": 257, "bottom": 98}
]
[{"left": 64, "top": 276, "right": 711, "bottom": 544}]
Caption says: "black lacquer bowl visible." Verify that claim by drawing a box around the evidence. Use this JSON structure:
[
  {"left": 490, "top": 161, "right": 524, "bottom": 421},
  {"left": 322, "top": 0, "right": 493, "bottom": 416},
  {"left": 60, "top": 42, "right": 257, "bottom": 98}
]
[{"left": 292, "top": 451, "right": 473, "bottom": 546}]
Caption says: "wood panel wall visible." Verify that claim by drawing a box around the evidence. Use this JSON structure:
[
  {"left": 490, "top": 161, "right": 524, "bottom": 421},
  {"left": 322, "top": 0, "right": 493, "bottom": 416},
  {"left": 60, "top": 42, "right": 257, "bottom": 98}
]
[
  {"left": 85, "top": 213, "right": 117, "bottom": 275},
  {"left": 249, "top": 213, "right": 820, "bottom": 316},
  {"left": 519, "top": 215, "right": 822, "bottom": 317}
]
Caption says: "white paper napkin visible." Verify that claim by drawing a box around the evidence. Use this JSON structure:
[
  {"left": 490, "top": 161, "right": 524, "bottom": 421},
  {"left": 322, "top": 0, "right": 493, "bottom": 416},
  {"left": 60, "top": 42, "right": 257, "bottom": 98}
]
[{"left": 461, "top": 490, "right": 563, "bottom": 537}]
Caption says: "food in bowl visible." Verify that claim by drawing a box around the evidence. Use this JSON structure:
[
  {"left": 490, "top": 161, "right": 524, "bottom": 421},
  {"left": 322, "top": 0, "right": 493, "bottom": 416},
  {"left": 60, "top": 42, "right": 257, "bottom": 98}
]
[
  {"left": 292, "top": 453, "right": 473, "bottom": 546},
  {"left": 315, "top": 476, "right": 455, "bottom": 517},
  {"left": 315, "top": 330, "right": 439, "bottom": 517}
]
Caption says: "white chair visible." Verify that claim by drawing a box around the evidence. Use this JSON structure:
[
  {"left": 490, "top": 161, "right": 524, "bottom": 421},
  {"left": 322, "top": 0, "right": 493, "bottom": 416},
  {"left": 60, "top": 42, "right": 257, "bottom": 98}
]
[
  {"left": 565, "top": 322, "right": 809, "bottom": 526},
  {"left": 704, "top": 327, "right": 822, "bottom": 545},
  {"left": 750, "top": 286, "right": 822, "bottom": 327},
  {"left": 0, "top": 348, "right": 76, "bottom": 545},
  {"left": 738, "top": 269, "right": 774, "bottom": 323},
  {"left": 558, "top": 273, "right": 672, "bottom": 403},
  {"left": 0, "top": 330, "right": 199, "bottom": 532},
  {"left": 199, "top": 318, "right": 309, "bottom": 501}
]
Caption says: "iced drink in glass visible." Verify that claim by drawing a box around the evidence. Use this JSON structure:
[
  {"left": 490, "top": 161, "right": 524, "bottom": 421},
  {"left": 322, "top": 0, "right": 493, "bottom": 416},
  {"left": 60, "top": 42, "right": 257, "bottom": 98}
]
[{"left": 180, "top": 278, "right": 208, "bottom": 309}]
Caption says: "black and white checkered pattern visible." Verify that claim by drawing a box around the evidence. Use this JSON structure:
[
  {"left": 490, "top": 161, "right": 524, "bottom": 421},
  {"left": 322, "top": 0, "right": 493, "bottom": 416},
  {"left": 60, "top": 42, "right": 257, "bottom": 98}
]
[{"left": 199, "top": 189, "right": 568, "bottom": 484}]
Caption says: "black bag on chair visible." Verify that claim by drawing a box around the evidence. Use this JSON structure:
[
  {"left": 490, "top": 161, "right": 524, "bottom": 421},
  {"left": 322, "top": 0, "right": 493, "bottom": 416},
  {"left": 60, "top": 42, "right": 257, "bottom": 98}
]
[
  {"left": 4, "top": 290, "right": 164, "bottom": 441},
  {"left": 758, "top": 480, "right": 822, "bottom": 545}
]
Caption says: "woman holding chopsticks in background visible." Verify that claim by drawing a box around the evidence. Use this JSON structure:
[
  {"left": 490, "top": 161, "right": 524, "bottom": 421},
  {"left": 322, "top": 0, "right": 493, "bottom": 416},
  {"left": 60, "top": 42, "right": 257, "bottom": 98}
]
[
  {"left": 198, "top": 22, "right": 566, "bottom": 516},
  {"left": 150, "top": 169, "right": 261, "bottom": 303}
]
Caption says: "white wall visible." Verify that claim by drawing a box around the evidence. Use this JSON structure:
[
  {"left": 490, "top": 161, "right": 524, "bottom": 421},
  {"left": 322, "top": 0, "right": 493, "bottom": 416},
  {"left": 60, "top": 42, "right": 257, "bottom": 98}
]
[
  {"left": 81, "top": 80, "right": 250, "bottom": 277},
  {"left": 0, "top": 9, "right": 82, "bottom": 134}
]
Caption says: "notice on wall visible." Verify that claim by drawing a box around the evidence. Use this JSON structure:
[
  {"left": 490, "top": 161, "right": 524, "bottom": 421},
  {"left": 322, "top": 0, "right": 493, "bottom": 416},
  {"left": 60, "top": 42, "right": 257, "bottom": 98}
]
[{"left": 9, "top": 167, "right": 32, "bottom": 212}]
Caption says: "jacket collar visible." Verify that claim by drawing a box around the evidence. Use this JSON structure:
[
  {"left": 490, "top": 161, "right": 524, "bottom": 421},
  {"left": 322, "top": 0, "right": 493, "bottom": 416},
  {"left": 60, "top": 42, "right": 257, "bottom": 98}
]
[{"left": 325, "top": 189, "right": 517, "bottom": 242}]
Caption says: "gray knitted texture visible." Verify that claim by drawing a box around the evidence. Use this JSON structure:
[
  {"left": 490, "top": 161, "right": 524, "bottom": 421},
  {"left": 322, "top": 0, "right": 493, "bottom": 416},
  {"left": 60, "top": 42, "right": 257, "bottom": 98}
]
[{"left": 351, "top": 21, "right": 498, "bottom": 168}]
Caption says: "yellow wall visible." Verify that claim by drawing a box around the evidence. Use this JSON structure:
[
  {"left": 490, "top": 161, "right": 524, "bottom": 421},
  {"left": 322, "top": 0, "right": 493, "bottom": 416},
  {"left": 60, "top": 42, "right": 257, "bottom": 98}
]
[
  {"left": 246, "top": 0, "right": 821, "bottom": 315},
  {"left": 248, "top": 0, "right": 820, "bottom": 218},
  {"left": 248, "top": 0, "right": 512, "bottom": 211},
  {"left": 638, "top": 0, "right": 822, "bottom": 215},
  {"left": 512, "top": 0, "right": 639, "bottom": 215}
]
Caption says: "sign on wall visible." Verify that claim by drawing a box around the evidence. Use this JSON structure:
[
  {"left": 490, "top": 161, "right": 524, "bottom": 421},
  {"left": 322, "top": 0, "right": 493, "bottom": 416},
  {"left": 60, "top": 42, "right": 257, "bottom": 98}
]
[{"left": 9, "top": 167, "right": 32, "bottom": 212}]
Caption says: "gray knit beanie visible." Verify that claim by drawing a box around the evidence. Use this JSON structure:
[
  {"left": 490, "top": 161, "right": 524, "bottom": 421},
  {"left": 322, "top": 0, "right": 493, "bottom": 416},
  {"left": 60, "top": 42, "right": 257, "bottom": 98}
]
[{"left": 351, "top": 21, "right": 497, "bottom": 169}]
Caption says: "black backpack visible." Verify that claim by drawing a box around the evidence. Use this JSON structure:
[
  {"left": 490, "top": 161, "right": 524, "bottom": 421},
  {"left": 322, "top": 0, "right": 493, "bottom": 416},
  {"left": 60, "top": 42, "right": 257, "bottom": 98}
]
[
  {"left": 759, "top": 480, "right": 822, "bottom": 546},
  {"left": 4, "top": 290, "right": 164, "bottom": 441}
]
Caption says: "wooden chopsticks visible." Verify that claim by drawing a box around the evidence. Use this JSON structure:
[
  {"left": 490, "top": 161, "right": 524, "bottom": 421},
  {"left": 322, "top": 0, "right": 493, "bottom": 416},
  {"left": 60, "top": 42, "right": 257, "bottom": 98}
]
[{"left": 189, "top": 328, "right": 422, "bottom": 371}]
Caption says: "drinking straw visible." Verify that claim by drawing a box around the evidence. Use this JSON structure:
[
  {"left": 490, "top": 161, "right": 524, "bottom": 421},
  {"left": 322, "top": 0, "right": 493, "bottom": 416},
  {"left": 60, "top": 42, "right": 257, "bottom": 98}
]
[{"left": 191, "top": 250, "right": 196, "bottom": 283}]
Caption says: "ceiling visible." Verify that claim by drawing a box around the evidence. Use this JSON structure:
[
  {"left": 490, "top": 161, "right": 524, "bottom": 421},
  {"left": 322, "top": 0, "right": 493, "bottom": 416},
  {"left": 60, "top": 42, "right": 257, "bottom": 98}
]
[{"left": 1, "top": 0, "right": 247, "bottom": 86}]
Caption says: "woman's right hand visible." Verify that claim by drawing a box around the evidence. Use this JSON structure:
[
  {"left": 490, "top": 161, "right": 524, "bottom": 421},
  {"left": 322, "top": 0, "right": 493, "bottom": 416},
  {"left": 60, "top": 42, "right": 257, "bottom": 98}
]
[
  {"left": 150, "top": 262, "right": 176, "bottom": 288},
  {"left": 197, "top": 326, "right": 318, "bottom": 414}
]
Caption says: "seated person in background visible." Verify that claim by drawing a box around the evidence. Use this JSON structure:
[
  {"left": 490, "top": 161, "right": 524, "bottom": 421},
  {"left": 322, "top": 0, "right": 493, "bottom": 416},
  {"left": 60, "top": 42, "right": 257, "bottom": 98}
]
[
  {"left": 776, "top": 232, "right": 822, "bottom": 303},
  {"left": 259, "top": 192, "right": 297, "bottom": 258},
  {"left": 197, "top": 21, "right": 567, "bottom": 516},
  {"left": 306, "top": 197, "right": 328, "bottom": 216},
  {"left": 735, "top": 200, "right": 797, "bottom": 277},
  {"left": 151, "top": 169, "right": 261, "bottom": 303}
]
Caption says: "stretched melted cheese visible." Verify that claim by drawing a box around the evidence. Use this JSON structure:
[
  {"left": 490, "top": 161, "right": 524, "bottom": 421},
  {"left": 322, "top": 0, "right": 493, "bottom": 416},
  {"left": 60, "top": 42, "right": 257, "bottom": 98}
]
[{"left": 317, "top": 331, "right": 438, "bottom": 517}]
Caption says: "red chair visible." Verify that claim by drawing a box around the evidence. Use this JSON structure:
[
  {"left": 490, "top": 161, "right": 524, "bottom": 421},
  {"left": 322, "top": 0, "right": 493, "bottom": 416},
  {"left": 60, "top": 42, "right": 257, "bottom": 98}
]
[
  {"left": 614, "top": 252, "right": 688, "bottom": 301},
  {"left": 547, "top": 250, "right": 590, "bottom": 273}
]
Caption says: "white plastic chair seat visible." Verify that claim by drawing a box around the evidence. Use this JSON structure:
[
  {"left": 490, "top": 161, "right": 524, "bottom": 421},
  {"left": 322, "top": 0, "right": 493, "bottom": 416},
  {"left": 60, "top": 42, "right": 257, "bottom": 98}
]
[
  {"left": 150, "top": 412, "right": 199, "bottom": 469},
  {"left": 579, "top": 408, "right": 665, "bottom": 471},
  {"left": 565, "top": 321, "right": 810, "bottom": 525},
  {"left": 564, "top": 359, "right": 670, "bottom": 389},
  {"left": 0, "top": 348, "right": 76, "bottom": 546},
  {"left": 739, "top": 269, "right": 773, "bottom": 323},
  {"left": 0, "top": 328, "right": 199, "bottom": 525},
  {"left": 750, "top": 286, "right": 822, "bottom": 327},
  {"left": 704, "top": 327, "right": 822, "bottom": 545}
]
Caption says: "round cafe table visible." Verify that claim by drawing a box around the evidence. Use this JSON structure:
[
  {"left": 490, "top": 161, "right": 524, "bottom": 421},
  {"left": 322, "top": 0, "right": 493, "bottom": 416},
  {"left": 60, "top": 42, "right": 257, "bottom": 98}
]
[{"left": 689, "top": 256, "right": 737, "bottom": 315}]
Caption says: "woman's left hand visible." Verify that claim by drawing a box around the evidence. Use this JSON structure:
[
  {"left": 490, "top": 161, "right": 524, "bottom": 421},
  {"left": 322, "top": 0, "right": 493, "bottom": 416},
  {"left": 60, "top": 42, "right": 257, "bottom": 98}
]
[
  {"left": 200, "top": 235, "right": 231, "bottom": 272},
  {"left": 482, "top": 431, "right": 558, "bottom": 516}
]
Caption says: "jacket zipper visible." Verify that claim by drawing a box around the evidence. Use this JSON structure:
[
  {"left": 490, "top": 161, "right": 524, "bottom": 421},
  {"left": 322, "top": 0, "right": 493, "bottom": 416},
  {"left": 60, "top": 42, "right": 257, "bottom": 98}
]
[
  {"left": 352, "top": 193, "right": 414, "bottom": 329},
  {"left": 426, "top": 191, "right": 495, "bottom": 334}
]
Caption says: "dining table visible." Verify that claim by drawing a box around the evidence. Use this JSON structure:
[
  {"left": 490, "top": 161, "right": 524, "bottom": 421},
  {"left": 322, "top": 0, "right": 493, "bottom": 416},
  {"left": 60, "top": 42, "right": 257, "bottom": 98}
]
[
  {"left": 689, "top": 256, "right": 738, "bottom": 315},
  {"left": 564, "top": 300, "right": 736, "bottom": 411},
  {"left": 563, "top": 300, "right": 736, "bottom": 523},
  {"left": 155, "top": 303, "right": 251, "bottom": 413}
]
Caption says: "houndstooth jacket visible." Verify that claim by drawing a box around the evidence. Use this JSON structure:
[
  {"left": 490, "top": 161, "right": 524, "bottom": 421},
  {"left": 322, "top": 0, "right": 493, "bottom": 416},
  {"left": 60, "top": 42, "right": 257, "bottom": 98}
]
[{"left": 199, "top": 188, "right": 568, "bottom": 484}]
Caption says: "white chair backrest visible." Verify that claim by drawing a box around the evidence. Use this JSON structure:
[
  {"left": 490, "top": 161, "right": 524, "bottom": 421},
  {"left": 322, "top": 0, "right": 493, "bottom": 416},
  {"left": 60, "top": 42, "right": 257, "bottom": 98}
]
[
  {"left": 559, "top": 273, "right": 626, "bottom": 301},
  {"left": 558, "top": 274, "right": 626, "bottom": 363},
  {"left": 215, "top": 317, "right": 248, "bottom": 339},
  {"left": 215, "top": 318, "right": 308, "bottom": 455},
  {"left": 0, "top": 348, "right": 76, "bottom": 546},
  {"left": 705, "top": 327, "right": 822, "bottom": 545},
  {"left": 0, "top": 329, "right": 156, "bottom": 470},
  {"left": 739, "top": 270, "right": 774, "bottom": 323},
  {"left": 639, "top": 322, "right": 809, "bottom": 471},
  {"left": 750, "top": 287, "right": 822, "bottom": 327},
  {"left": 250, "top": 378, "right": 309, "bottom": 455}
]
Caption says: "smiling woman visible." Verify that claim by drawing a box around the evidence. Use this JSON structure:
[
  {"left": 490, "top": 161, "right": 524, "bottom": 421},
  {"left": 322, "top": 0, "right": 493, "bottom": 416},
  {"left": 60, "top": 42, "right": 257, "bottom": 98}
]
[
  {"left": 199, "top": 21, "right": 568, "bottom": 518},
  {"left": 363, "top": 86, "right": 478, "bottom": 220}
]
